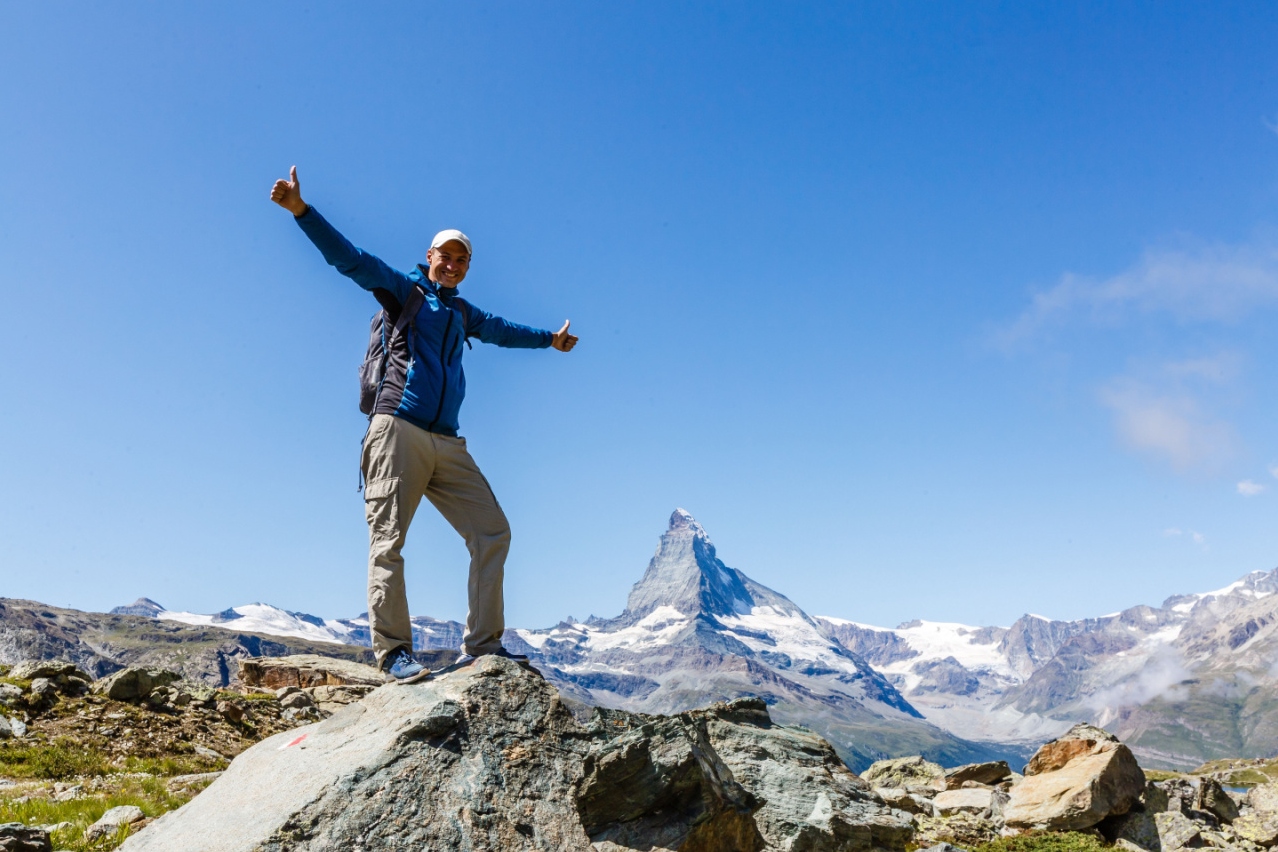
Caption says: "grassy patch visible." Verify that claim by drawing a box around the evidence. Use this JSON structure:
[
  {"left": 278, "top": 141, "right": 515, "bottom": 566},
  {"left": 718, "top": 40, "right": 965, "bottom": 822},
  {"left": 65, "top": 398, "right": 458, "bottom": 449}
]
[
  {"left": 974, "top": 831, "right": 1110, "bottom": 852},
  {"left": 0, "top": 774, "right": 206, "bottom": 851},
  {"left": 1143, "top": 769, "right": 1185, "bottom": 782},
  {"left": 0, "top": 739, "right": 113, "bottom": 779}
]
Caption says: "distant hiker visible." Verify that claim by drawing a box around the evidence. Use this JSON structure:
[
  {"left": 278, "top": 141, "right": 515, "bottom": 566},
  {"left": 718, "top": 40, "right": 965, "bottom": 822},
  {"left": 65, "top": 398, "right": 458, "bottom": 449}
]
[{"left": 270, "top": 166, "right": 578, "bottom": 683}]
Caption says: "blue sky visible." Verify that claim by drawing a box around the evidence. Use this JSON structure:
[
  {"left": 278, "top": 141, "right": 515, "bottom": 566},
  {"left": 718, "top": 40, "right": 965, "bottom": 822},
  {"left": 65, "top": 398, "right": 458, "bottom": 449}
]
[{"left": 2, "top": 2, "right": 1276, "bottom": 632}]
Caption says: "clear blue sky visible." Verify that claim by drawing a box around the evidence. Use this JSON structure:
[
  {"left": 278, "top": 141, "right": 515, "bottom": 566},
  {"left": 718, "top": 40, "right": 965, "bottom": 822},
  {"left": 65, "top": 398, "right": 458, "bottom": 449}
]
[{"left": 2, "top": 2, "right": 1276, "bottom": 631}]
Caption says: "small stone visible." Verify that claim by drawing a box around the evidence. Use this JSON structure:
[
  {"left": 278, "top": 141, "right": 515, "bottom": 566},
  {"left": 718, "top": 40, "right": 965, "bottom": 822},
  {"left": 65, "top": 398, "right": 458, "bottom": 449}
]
[
  {"left": 0, "top": 717, "right": 11, "bottom": 739},
  {"left": 280, "top": 691, "right": 314, "bottom": 710},
  {"left": 84, "top": 805, "right": 146, "bottom": 841},
  {"left": 53, "top": 785, "right": 82, "bottom": 802},
  {"left": 29, "top": 678, "right": 55, "bottom": 698},
  {"left": 0, "top": 684, "right": 22, "bottom": 707},
  {"left": 876, "top": 786, "right": 936, "bottom": 816},
  {"left": 216, "top": 701, "right": 244, "bottom": 723},
  {"left": 863, "top": 755, "right": 947, "bottom": 790},
  {"left": 934, "top": 787, "right": 1008, "bottom": 819},
  {"left": 194, "top": 745, "right": 225, "bottom": 761},
  {"left": 274, "top": 686, "right": 300, "bottom": 699}
]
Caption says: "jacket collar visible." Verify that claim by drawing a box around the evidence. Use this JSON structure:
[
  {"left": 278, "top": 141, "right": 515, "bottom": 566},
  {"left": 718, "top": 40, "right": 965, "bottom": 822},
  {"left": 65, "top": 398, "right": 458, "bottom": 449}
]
[{"left": 412, "top": 264, "right": 461, "bottom": 301}]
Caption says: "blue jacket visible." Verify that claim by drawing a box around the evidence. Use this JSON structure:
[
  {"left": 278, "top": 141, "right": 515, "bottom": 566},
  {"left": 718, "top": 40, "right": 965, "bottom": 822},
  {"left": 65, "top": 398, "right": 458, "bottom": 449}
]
[{"left": 296, "top": 206, "right": 552, "bottom": 436}]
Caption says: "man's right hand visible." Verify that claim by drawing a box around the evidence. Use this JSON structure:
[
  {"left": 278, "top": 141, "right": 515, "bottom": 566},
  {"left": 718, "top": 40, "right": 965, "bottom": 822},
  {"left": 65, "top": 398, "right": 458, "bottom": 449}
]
[{"left": 270, "top": 166, "right": 307, "bottom": 216}]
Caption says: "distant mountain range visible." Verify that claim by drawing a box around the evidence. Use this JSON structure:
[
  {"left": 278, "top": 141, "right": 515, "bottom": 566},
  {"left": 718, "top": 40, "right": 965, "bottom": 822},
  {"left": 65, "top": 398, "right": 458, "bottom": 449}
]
[{"left": 12, "top": 508, "right": 1278, "bottom": 771}]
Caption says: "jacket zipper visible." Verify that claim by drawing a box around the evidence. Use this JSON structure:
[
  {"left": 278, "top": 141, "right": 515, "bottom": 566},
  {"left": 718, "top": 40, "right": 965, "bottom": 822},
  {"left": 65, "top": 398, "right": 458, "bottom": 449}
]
[{"left": 426, "top": 308, "right": 456, "bottom": 432}]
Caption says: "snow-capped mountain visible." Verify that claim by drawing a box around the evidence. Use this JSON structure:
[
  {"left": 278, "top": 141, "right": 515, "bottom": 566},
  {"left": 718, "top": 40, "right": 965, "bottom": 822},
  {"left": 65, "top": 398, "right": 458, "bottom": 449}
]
[
  {"left": 503, "top": 509, "right": 1019, "bottom": 771},
  {"left": 110, "top": 600, "right": 464, "bottom": 653},
  {"left": 818, "top": 571, "right": 1278, "bottom": 769}
]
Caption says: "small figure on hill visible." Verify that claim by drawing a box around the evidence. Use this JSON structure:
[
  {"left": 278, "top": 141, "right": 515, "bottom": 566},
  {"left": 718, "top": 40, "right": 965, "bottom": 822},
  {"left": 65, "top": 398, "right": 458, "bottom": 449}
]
[{"left": 270, "top": 166, "right": 578, "bottom": 683}]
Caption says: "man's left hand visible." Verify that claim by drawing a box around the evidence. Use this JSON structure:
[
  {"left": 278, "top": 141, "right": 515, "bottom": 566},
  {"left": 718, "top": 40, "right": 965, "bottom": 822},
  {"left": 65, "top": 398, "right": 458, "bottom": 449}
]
[{"left": 552, "top": 320, "right": 578, "bottom": 352}]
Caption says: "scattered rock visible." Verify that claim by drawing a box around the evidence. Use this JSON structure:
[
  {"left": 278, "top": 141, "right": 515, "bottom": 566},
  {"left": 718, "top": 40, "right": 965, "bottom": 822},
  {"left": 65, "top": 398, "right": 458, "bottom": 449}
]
[
  {"left": 862, "top": 755, "right": 947, "bottom": 791},
  {"left": 0, "top": 717, "right": 10, "bottom": 740},
  {"left": 0, "top": 685, "right": 22, "bottom": 708},
  {"left": 7, "top": 718, "right": 25, "bottom": 738},
  {"left": 876, "top": 787, "right": 936, "bottom": 816},
  {"left": 945, "top": 761, "right": 1012, "bottom": 789},
  {"left": 273, "top": 686, "right": 300, "bottom": 700},
  {"left": 913, "top": 812, "right": 1000, "bottom": 848},
  {"left": 237, "top": 655, "right": 383, "bottom": 690},
  {"left": 1004, "top": 723, "right": 1145, "bottom": 831},
  {"left": 0, "top": 822, "right": 51, "bottom": 852},
  {"left": 934, "top": 787, "right": 1007, "bottom": 819},
  {"left": 215, "top": 701, "right": 243, "bottom": 723},
  {"left": 92, "top": 667, "right": 181, "bottom": 702},
  {"left": 118, "top": 657, "right": 913, "bottom": 852},
  {"left": 1198, "top": 778, "right": 1239, "bottom": 824},
  {"left": 8, "top": 661, "right": 86, "bottom": 682},
  {"left": 279, "top": 691, "right": 314, "bottom": 710},
  {"left": 85, "top": 805, "right": 146, "bottom": 841},
  {"left": 52, "top": 785, "right": 81, "bottom": 802},
  {"left": 1230, "top": 812, "right": 1278, "bottom": 847},
  {"left": 1154, "top": 811, "right": 1203, "bottom": 851},
  {"left": 917, "top": 844, "right": 972, "bottom": 852},
  {"left": 305, "top": 684, "right": 374, "bottom": 713},
  {"left": 28, "top": 679, "right": 54, "bottom": 699},
  {"left": 193, "top": 746, "right": 224, "bottom": 762}
]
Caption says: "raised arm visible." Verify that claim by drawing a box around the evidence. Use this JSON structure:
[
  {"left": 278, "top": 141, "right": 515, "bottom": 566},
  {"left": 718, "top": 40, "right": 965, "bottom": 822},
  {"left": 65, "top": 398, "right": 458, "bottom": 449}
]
[
  {"left": 460, "top": 301, "right": 579, "bottom": 352},
  {"left": 270, "top": 166, "right": 413, "bottom": 304}
]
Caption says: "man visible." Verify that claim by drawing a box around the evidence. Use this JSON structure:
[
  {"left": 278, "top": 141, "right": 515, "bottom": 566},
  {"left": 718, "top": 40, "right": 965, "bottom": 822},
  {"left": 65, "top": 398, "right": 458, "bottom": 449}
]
[{"left": 270, "top": 166, "right": 578, "bottom": 683}]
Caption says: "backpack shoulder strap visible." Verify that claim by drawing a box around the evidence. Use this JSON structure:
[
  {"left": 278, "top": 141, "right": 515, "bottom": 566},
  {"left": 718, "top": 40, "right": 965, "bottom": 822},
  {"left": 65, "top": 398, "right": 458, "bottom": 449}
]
[{"left": 393, "top": 285, "right": 426, "bottom": 338}]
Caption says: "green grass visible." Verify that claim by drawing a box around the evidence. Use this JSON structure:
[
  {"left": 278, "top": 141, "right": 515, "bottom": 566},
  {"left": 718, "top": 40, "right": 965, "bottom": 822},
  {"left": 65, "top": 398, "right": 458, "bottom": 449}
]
[
  {"left": 974, "top": 831, "right": 1110, "bottom": 852},
  {"left": 0, "top": 739, "right": 113, "bottom": 779},
  {"left": 0, "top": 774, "right": 209, "bottom": 851},
  {"left": 0, "top": 739, "right": 226, "bottom": 780}
]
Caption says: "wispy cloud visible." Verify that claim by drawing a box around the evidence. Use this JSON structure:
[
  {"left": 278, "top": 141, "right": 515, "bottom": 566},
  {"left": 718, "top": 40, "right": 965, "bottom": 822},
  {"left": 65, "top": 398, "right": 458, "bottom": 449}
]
[
  {"left": 997, "top": 239, "right": 1278, "bottom": 346},
  {"left": 1099, "top": 376, "right": 1235, "bottom": 471},
  {"left": 1238, "top": 480, "right": 1267, "bottom": 497},
  {"left": 1164, "top": 528, "right": 1206, "bottom": 546},
  {"left": 1270, "top": 464, "right": 1278, "bottom": 480}
]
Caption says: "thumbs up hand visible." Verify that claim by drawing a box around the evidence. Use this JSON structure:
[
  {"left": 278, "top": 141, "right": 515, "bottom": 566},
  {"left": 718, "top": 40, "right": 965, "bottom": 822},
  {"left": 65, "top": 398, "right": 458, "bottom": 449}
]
[
  {"left": 270, "top": 165, "right": 308, "bottom": 216},
  {"left": 551, "top": 320, "right": 578, "bottom": 352}
]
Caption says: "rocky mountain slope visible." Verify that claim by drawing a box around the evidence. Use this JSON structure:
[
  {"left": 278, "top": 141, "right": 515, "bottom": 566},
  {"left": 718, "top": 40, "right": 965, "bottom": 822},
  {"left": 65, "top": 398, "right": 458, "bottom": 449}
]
[
  {"left": 820, "top": 571, "right": 1278, "bottom": 769},
  {"left": 0, "top": 598, "right": 382, "bottom": 686}
]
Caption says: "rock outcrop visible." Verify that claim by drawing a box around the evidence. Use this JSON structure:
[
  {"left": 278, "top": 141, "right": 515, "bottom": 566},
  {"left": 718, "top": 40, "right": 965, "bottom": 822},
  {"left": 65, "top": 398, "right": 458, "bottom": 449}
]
[
  {"left": 1004, "top": 723, "right": 1145, "bottom": 830},
  {"left": 119, "top": 656, "right": 913, "bottom": 852}
]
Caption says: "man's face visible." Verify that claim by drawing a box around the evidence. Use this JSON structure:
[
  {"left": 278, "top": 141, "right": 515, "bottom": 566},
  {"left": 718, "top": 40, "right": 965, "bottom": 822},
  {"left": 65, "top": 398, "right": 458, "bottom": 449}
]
[{"left": 426, "top": 240, "right": 471, "bottom": 289}]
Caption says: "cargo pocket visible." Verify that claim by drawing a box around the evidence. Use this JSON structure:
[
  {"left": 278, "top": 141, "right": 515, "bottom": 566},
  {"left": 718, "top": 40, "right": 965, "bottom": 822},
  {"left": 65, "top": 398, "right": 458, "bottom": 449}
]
[{"left": 363, "top": 477, "right": 401, "bottom": 542}]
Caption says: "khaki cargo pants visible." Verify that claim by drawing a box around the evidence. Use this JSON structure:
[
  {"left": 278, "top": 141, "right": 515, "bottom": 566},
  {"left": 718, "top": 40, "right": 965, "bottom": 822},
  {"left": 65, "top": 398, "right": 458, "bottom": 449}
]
[{"left": 361, "top": 413, "right": 511, "bottom": 667}]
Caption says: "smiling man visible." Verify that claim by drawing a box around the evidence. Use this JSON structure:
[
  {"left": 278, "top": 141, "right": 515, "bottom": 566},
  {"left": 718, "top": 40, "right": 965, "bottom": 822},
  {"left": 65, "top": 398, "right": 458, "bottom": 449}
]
[{"left": 270, "top": 166, "right": 578, "bottom": 683}]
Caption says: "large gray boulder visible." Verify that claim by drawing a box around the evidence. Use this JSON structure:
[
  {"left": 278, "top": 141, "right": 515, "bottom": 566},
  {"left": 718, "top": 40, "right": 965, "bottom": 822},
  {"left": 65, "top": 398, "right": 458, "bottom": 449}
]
[
  {"left": 1003, "top": 723, "right": 1145, "bottom": 831},
  {"left": 92, "top": 666, "right": 181, "bottom": 702},
  {"left": 120, "top": 657, "right": 913, "bottom": 851}
]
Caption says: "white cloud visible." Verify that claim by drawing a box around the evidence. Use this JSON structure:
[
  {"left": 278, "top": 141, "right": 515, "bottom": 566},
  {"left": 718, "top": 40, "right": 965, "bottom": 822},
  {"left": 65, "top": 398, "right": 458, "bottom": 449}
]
[
  {"left": 1163, "top": 528, "right": 1207, "bottom": 547},
  {"left": 1099, "top": 379, "right": 1235, "bottom": 471},
  {"left": 998, "top": 239, "right": 1278, "bottom": 345},
  {"left": 1269, "top": 464, "right": 1278, "bottom": 480},
  {"left": 1238, "top": 480, "right": 1267, "bottom": 497}
]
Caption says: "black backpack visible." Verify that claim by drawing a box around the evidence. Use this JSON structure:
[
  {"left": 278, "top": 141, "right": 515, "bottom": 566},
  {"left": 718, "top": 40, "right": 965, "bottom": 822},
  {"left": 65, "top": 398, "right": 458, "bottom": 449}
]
[
  {"left": 359, "top": 286, "right": 426, "bottom": 416},
  {"left": 358, "top": 286, "right": 470, "bottom": 416}
]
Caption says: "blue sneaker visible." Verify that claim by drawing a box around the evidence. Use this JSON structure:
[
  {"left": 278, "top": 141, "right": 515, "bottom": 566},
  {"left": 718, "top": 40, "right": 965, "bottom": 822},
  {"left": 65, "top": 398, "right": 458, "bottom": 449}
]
[
  {"left": 384, "top": 648, "right": 431, "bottom": 684},
  {"left": 453, "top": 647, "right": 530, "bottom": 667}
]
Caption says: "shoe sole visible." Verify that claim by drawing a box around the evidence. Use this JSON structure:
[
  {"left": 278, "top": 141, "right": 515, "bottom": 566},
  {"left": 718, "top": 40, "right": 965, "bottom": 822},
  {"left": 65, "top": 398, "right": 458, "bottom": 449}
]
[{"left": 386, "top": 667, "right": 433, "bottom": 685}]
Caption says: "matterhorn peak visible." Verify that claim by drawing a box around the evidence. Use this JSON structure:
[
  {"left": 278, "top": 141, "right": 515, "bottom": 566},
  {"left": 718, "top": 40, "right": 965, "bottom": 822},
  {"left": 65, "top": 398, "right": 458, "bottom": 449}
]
[{"left": 620, "top": 509, "right": 751, "bottom": 621}]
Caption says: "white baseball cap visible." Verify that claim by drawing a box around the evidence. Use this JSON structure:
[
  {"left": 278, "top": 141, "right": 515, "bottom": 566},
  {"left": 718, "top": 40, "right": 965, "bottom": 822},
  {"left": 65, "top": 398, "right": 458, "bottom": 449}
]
[{"left": 430, "top": 229, "right": 472, "bottom": 256}]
